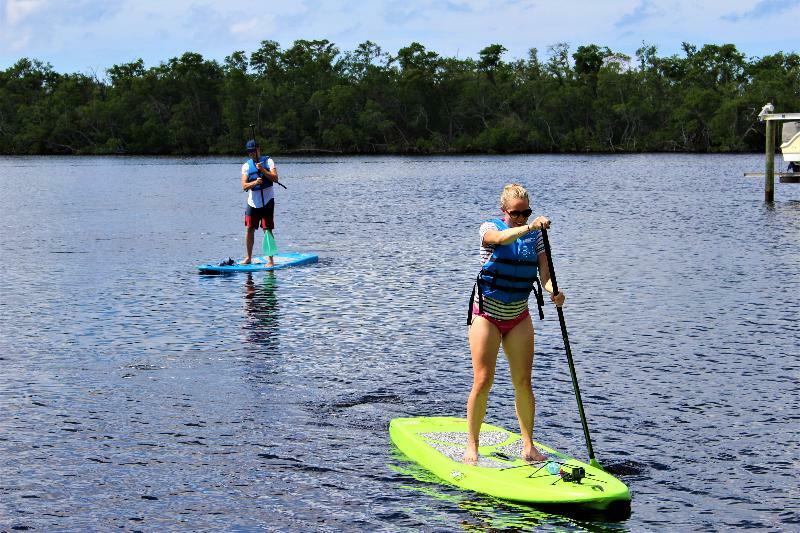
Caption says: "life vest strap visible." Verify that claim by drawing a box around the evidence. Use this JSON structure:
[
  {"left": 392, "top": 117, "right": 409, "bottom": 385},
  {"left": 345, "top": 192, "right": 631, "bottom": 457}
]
[
  {"left": 467, "top": 276, "right": 485, "bottom": 326},
  {"left": 483, "top": 285, "right": 534, "bottom": 294},
  {"left": 491, "top": 257, "right": 538, "bottom": 266},
  {"left": 479, "top": 276, "right": 534, "bottom": 294},
  {"left": 468, "top": 275, "right": 544, "bottom": 325},
  {"left": 532, "top": 278, "right": 545, "bottom": 320},
  {"left": 480, "top": 271, "right": 536, "bottom": 283}
]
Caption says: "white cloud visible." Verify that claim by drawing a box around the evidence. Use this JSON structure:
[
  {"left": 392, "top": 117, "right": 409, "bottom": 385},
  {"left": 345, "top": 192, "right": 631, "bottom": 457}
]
[
  {"left": 0, "top": 0, "right": 44, "bottom": 52},
  {"left": 230, "top": 19, "right": 260, "bottom": 36},
  {"left": 722, "top": 0, "right": 800, "bottom": 21},
  {"left": 5, "top": 0, "right": 46, "bottom": 24}
]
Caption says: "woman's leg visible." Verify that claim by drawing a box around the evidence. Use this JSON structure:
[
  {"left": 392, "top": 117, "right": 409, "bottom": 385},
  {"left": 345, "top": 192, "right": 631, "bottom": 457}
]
[
  {"left": 502, "top": 316, "right": 547, "bottom": 462},
  {"left": 465, "top": 316, "right": 501, "bottom": 464}
]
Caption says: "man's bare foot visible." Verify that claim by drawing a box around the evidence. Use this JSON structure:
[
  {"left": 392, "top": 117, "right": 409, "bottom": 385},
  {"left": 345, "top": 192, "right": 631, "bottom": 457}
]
[
  {"left": 463, "top": 445, "right": 479, "bottom": 465},
  {"left": 239, "top": 258, "right": 252, "bottom": 265},
  {"left": 522, "top": 446, "right": 548, "bottom": 463}
]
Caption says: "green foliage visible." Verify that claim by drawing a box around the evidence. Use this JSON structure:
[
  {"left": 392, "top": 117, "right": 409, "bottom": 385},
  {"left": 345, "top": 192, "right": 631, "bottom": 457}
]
[{"left": 1, "top": 40, "right": 798, "bottom": 154}]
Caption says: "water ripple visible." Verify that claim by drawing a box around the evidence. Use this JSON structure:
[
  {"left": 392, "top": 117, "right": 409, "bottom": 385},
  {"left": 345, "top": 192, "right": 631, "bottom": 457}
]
[{"left": 1, "top": 154, "right": 798, "bottom": 530}]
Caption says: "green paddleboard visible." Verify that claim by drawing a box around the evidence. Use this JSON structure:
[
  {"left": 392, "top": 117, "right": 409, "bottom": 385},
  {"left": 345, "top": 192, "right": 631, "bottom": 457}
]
[{"left": 389, "top": 416, "right": 631, "bottom": 511}]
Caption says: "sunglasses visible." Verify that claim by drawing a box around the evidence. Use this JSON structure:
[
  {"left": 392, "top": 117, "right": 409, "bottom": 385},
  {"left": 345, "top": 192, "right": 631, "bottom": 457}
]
[{"left": 507, "top": 208, "right": 533, "bottom": 218}]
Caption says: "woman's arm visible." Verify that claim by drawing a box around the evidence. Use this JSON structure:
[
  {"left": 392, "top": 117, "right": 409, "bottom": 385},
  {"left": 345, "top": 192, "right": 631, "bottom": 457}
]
[
  {"left": 537, "top": 251, "right": 566, "bottom": 306},
  {"left": 482, "top": 216, "right": 551, "bottom": 246}
]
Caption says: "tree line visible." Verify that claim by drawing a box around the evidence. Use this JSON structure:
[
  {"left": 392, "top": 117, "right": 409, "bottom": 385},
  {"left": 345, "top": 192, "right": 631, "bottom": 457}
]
[{"left": 1, "top": 40, "right": 798, "bottom": 155}]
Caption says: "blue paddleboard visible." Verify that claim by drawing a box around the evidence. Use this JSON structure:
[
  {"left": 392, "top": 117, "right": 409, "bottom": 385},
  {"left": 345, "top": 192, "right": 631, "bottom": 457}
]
[{"left": 198, "top": 252, "right": 318, "bottom": 274}]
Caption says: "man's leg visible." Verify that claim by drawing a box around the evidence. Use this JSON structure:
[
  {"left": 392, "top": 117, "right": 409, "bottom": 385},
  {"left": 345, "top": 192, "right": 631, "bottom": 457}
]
[{"left": 242, "top": 207, "right": 259, "bottom": 264}]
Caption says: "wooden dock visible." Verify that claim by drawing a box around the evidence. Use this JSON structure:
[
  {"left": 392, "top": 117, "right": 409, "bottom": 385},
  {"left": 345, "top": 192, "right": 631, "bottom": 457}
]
[{"left": 747, "top": 107, "right": 800, "bottom": 201}]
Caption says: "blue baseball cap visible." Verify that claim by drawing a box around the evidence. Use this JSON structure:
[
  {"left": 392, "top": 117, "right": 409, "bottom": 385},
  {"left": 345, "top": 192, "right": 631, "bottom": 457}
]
[{"left": 245, "top": 139, "right": 257, "bottom": 152}]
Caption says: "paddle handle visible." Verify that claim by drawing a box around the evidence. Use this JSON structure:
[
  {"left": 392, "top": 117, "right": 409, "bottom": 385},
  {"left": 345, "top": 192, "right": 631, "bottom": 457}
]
[
  {"left": 540, "top": 228, "right": 599, "bottom": 468},
  {"left": 542, "top": 232, "right": 560, "bottom": 296}
]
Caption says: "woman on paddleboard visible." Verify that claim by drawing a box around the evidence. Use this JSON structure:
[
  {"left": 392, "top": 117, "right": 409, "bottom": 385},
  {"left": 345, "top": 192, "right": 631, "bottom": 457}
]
[{"left": 465, "top": 183, "right": 565, "bottom": 464}]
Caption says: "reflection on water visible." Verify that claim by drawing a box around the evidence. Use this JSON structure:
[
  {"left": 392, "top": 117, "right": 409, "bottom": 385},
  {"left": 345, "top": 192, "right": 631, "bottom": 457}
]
[{"left": 242, "top": 273, "right": 279, "bottom": 350}]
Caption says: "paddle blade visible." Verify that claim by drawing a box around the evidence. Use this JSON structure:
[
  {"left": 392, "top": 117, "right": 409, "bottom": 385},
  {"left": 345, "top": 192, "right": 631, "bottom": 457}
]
[
  {"left": 590, "top": 458, "right": 603, "bottom": 471},
  {"left": 262, "top": 231, "right": 277, "bottom": 256}
]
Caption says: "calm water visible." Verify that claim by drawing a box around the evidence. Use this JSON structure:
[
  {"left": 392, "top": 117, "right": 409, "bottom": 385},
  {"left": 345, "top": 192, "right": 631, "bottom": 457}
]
[{"left": 1, "top": 154, "right": 798, "bottom": 531}]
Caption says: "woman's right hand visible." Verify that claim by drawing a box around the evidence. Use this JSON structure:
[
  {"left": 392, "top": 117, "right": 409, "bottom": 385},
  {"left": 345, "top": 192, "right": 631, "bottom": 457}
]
[{"left": 551, "top": 290, "right": 566, "bottom": 307}]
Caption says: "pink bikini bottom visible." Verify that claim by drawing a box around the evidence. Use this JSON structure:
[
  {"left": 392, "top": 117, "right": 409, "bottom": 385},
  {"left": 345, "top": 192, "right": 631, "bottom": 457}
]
[{"left": 471, "top": 306, "right": 530, "bottom": 336}]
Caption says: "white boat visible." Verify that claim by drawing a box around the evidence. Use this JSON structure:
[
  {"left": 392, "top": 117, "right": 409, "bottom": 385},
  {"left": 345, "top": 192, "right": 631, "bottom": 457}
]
[{"left": 781, "top": 121, "right": 800, "bottom": 171}]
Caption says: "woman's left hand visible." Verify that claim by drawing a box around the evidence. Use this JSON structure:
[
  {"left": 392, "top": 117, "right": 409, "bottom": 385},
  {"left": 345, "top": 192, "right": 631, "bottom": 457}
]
[
  {"left": 550, "top": 291, "right": 566, "bottom": 307},
  {"left": 528, "top": 216, "right": 551, "bottom": 231}
]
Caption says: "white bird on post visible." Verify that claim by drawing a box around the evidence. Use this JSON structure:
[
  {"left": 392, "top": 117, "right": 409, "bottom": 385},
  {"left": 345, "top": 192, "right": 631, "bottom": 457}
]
[{"left": 758, "top": 102, "right": 775, "bottom": 121}]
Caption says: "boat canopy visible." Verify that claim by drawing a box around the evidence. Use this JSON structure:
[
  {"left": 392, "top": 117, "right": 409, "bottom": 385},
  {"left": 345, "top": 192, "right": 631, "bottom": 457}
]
[{"left": 782, "top": 121, "right": 800, "bottom": 144}]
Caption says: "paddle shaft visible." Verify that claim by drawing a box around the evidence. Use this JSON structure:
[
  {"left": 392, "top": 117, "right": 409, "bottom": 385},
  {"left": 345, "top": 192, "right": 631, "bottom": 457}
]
[
  {"left": 540, "top": 228, "right": 599, "bottom": 468},
  {"left": 249, "top": 123, "right": 287, "bottom": 190}
]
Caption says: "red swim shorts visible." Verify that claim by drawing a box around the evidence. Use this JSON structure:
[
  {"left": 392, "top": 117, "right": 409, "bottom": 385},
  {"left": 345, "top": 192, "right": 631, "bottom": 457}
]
[{"left": 245, "top": 200, "right": 274, "bottom": 230}]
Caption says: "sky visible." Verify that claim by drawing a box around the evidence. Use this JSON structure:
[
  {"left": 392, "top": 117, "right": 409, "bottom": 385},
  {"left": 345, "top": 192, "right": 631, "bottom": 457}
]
[{"left": 2, "top": 0, "right": 800, "bottom": 74}]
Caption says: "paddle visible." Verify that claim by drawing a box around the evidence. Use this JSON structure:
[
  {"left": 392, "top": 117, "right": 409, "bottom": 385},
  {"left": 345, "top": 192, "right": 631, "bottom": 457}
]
[
  {"left": 262, "top": 230, "right": 277, "bottom": 257},
  {"left": 540, "top": 228, "right": 602, "bottom": 470},
  {"left": 249, "top": 123, "right": 287, "bottom": 190}
]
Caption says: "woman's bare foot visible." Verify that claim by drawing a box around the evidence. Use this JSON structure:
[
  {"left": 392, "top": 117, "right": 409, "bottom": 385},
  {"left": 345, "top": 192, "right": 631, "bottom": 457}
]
[
  {"left": 463, "top": 444, "right": 479, "bottom": 465},
  {"left": 522, "top": 445, "right": 548, "bottom": 463}
]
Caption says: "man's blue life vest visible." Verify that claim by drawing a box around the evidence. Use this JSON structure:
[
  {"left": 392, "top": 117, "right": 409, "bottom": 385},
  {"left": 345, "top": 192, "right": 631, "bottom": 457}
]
[
  {"left": 468, "top": 218, "right": 544, "bottom": 325},
  {"left": 246, "top": 156, "right": 273, "bottom": 191}
]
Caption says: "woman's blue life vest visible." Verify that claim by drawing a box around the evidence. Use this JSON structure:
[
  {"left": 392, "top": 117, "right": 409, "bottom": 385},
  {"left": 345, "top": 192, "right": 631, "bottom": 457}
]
[
  {"left": 246, "top": 156, "right": 273, "bottom": 191},
  {"left": 468, "top": 218, "right": 545, "bottom": 325}
]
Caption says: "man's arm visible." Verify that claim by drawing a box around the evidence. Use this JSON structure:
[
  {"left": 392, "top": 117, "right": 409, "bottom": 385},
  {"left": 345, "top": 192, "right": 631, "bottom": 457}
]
[
  {"left": 242, "top": 171, "right": 262, "bottom": 191},
  {"left": 256, "top": 160, "right": 279, "bottom": 183}
]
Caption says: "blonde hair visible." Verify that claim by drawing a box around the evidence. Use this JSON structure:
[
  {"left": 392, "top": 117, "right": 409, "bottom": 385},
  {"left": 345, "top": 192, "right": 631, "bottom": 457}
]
[{"left": 500, "top": 183, "right": 529, "bottom": 210}]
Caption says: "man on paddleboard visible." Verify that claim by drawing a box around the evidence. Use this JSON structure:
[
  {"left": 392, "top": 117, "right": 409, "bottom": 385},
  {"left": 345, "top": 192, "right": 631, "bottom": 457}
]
[
  {"left": 465, "top": 183, "right": 565, "bottom": 465},
  {"left": 241, "top": 139, "right": 280, "bottom": 265}
]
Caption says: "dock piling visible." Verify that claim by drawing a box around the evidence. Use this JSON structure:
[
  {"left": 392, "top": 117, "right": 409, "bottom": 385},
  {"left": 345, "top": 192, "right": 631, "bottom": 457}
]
[
  {"left": 750, "top": 104, "right": 800, "bottom": 201},
  {"left": 765, "top": 119, "right": 775, "bottom": 203}
]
